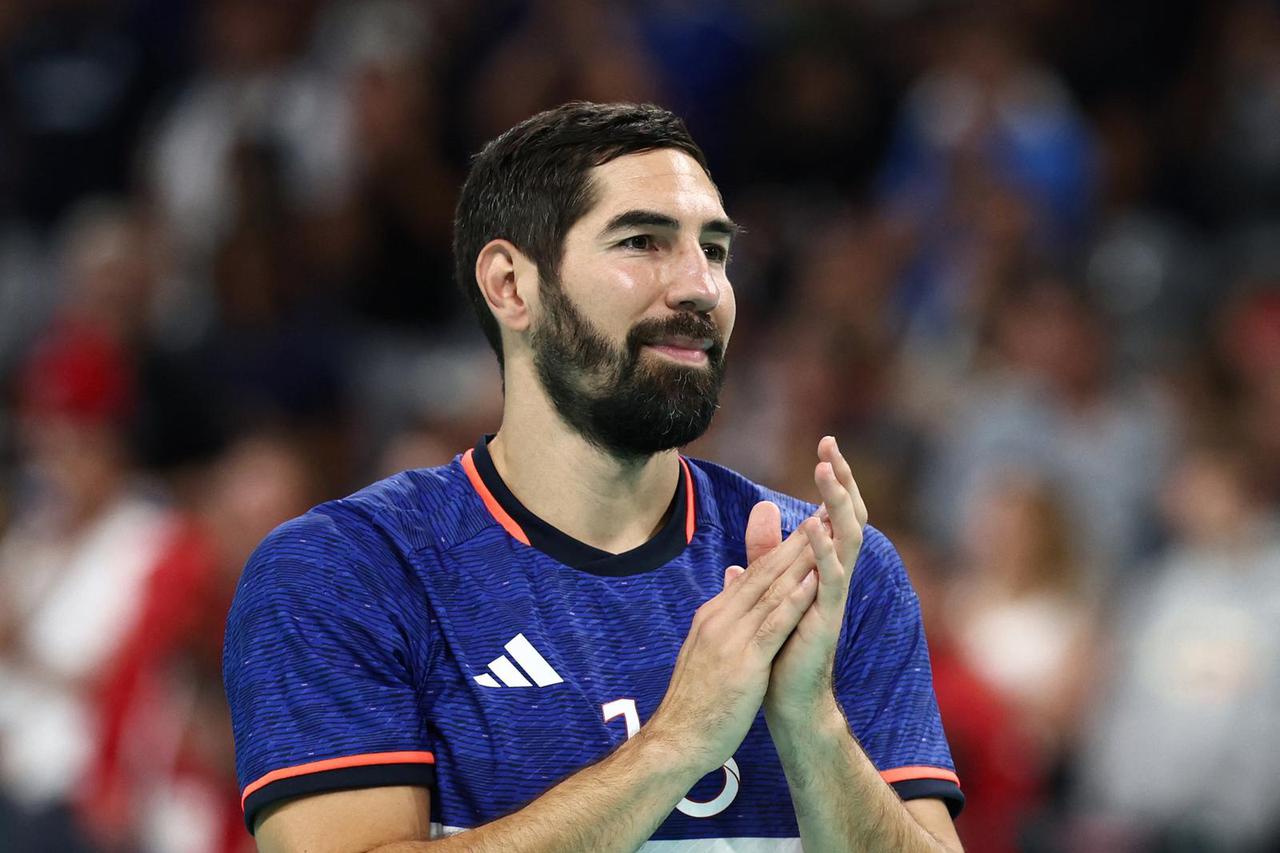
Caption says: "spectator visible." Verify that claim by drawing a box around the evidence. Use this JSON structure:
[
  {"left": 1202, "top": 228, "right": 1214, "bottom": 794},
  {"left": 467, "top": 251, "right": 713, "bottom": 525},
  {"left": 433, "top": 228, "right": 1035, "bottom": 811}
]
[
  {"left": 949, "top": 469, "right": 1098, "bottom": 763},
  {"left": 921, "top": 276, "right": 1175, "bottom": 582},
  {"left": 319, "top": 0, "right": 463, "bottom": 332},
  {"left": 81, "top": 432, "right": 316, "bottom": 853},
  {"left": 878, "top": 8, "right": 1097, "bottom": 365},
  {"left": 900, "top": 532, "right": 1045, "bottom": 853},
  {"left": 145, "top": 0, "right": 351, "bottom": 264},
  {"left": 1077, "top": 443, "right": 1280, "bottom": 850},
  {"left": 1, "top": 0, "right": 172, "bottom": 228},
  {"left": 461, "top": 0, "right": 660, "bottom": 148},
  {"left": 0, "top": 321, "right": 175, "bottom": 818}
]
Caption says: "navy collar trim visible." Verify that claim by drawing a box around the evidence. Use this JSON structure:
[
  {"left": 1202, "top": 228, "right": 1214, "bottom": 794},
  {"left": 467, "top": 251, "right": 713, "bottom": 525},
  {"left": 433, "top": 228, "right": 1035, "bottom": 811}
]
[{"left": 465, "top": 436, "right": 694, "bottom": 576}]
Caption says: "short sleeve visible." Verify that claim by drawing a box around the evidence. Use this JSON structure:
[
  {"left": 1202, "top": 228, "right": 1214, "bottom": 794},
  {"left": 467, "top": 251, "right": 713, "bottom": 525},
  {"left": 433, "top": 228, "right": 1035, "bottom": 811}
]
[
  {"left": 223, "top": 509, "right": 435, "bottom": 832},
  {"left": 835, "top": 527, "right": 964, "bottom": 816}
]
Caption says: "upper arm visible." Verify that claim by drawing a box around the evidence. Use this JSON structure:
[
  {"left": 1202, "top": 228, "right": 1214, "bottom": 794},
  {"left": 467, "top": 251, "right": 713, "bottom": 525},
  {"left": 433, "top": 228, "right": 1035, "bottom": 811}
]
[
  {"left": 904, "top": 799, "right": 964, "bottom": 853},
  {"left": 224, "top": 512, "right": 436, "bottom": 835},
  {"left": 836, "top": 528, "right": 964, "bottom": 814},
  {"left": 256, "top": 786, "right": 433, "bottom": 853}
]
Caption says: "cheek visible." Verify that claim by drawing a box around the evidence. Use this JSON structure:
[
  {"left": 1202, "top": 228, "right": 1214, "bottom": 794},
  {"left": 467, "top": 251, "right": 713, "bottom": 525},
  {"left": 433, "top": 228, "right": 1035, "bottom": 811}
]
[
  {"left": 561, "top": 256, "right": 652, "bottom": 309},
  {"left": 607, "top": 262, "right": 651, "bottom": 296},
  {"left": 716, "top": 282, "right": 737, "bottom": 341}
]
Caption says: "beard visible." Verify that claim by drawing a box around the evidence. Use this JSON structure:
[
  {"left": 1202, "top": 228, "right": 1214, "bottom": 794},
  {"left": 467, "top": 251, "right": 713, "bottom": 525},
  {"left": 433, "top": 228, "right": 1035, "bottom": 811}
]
[{"left": 529, "top": 278, "right": 726, "bottom": 462}]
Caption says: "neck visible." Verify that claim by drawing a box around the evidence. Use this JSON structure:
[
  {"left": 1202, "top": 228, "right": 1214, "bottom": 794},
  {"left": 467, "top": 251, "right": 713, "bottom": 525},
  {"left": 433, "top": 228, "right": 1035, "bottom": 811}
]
[{"left": 488, "top": 380, "right": 681, "bottom": 554}]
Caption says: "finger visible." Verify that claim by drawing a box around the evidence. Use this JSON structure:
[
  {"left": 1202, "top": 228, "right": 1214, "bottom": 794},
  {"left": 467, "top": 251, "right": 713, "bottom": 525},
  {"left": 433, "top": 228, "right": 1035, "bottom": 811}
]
[
  {"left": 744, "top": 501, "right": 782, "bottom": 565},
  {"left": 802, "top": 514, "right": 850, "bottom": 611},
  {"left": 723, "top": 523, "right": 809, "bottom": 612},
  {"left": 762, "top": 535, "right": 819, "bottom": 602},
  {"left": 815, "top": 461, "right": 862, "bottom": 568},
  {"left": 723, "top": 565, "right": 746, "bottom": 588},
  {"left": 753, "top": 568, "right": 819, "bottom": 657},
  {"left": 819, "top": 436, "right": 867, "bottom": 526},
  {"left": 813, "top": 504, "right": 833, "bottom": 537},
  {"left": 746, "top": 538, "right": 818, "bottom": 626}
]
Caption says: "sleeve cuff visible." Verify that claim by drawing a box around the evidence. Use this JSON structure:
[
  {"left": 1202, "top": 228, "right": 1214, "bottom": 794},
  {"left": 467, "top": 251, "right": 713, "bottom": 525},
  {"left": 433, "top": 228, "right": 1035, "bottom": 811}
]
[
  {"left": 889, "top": 778, "right": 965, "bottom": 817},
  {"left": 242, "top": 751, "right": 436, "bottom": 833}
]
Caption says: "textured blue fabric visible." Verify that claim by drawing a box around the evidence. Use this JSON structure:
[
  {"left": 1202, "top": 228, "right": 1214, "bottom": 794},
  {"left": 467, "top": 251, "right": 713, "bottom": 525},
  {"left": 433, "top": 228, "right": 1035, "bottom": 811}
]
[{"left": 224, "top": 451, "right": 959, "bottom": 838}]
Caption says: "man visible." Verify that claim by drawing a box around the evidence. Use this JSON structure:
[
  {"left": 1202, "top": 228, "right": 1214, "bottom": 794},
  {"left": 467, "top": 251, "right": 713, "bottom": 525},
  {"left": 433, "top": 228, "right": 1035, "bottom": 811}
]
[{"left": 225, "top": 102, "right": 964, "bottom": 852}]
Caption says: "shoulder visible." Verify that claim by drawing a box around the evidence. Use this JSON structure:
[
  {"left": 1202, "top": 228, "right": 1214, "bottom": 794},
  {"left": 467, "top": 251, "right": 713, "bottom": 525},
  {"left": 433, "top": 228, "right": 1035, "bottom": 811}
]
[
  {"left": 854, "top": 524, "right": 915, "bottom": 596},
  {"left": 328, "top": 459, "right": 482, "bottom": 552},
  {"left": 224, "top": 478, "right": 451, "bottom": 687},
  {"left": 226, "top": 508, "right": 406, "bottom": 648},
  {"left": 232, "top": 459, "right": 476, "bottom": 613}
]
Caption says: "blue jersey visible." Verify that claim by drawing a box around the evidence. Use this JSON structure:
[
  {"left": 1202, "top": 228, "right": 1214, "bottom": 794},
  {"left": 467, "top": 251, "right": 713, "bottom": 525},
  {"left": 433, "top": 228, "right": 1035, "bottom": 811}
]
[{"left": 224, "top": 438, "right": 962, "bottom": 848}]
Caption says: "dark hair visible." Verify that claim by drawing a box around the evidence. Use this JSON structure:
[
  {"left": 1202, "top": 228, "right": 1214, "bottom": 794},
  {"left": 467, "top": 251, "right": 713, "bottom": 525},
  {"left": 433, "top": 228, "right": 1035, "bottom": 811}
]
[{"left": 453, "top": 101, "right": 711, "bottom": 368}]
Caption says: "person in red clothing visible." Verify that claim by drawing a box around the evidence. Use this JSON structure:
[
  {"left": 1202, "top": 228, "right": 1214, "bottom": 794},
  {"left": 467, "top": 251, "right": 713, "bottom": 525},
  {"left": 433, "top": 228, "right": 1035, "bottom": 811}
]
[
  {"left": 898, "top": 533, "right": 1044, "bottom": 853},
  {"left": 82, "top": 434, "right": 317, "bottom": 853},
  {"left": 0, "top": 321, "right": 171, "bottom": 809}
]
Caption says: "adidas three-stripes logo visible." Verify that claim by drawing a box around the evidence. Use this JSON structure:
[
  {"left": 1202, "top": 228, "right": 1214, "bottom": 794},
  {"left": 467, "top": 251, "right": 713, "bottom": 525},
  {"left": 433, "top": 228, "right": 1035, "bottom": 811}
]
[{"left": 474, "top": 633, "right": 564, "bottom": 688}]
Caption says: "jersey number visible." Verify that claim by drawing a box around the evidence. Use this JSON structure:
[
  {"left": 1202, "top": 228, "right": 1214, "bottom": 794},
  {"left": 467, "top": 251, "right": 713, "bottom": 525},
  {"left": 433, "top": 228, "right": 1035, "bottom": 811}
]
[{"left": 601, "top": 698, "right": 740, "bottom": 818}]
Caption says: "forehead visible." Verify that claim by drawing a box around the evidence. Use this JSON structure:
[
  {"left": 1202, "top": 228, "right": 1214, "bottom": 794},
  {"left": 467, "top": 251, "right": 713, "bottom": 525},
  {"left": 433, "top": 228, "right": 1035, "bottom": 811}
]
[{"left": 582, "top": 149, "right": 726, "bottom": 224}]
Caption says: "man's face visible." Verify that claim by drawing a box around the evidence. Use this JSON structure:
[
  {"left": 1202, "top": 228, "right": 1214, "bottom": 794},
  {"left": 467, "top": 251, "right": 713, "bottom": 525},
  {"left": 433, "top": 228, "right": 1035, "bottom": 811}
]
[{"left": 528, "top": 149, "right": 737, "bottom": 461}]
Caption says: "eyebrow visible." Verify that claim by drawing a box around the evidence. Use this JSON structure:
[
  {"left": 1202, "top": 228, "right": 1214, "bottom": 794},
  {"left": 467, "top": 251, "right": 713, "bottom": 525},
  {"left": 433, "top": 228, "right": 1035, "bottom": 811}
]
[{"left": 600, "top": 209, "right": 741, "bottom": 240}]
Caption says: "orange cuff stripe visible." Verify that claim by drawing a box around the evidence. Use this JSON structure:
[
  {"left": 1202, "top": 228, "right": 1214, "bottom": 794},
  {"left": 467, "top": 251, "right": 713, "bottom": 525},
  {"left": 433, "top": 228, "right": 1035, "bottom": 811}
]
[
  {"left": 679, "top": 457, "right": 696, "bottom": 543},
  {"left": 880, "top": 766, "right": 961, "bottom": 787},
  {"left": 462, "top": 448, "right": 531, "bottom": 546},
  {"left": 240, "top": 750, "right": 436, "bottom": 809}
]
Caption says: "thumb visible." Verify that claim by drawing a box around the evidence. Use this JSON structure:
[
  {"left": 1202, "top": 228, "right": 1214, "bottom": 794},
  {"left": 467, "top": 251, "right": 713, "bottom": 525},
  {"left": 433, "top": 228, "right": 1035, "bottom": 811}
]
[{"left": 744, "top": 500, "right": 782, "bottom": 565}]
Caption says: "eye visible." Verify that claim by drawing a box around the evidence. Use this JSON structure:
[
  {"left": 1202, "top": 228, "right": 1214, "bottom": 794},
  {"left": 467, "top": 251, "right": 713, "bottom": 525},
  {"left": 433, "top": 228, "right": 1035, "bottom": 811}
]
[
  {"left": 703, "top": 243, "right": 729, "bottom": 263},
  {"left": 619, "top": 234, "right": 655, "bottom": 251}
]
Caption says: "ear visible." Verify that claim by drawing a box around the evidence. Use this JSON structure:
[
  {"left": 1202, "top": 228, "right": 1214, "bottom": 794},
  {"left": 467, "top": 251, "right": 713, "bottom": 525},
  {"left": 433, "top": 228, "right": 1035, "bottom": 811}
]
[{"left": 475, "top": 239, "right": 538, "bottom": 335}]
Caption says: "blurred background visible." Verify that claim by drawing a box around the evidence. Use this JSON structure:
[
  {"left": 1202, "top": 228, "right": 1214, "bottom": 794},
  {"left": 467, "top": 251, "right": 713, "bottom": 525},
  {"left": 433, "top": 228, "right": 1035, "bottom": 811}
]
[{"left": 1, "top": 0, "right": 1278, "bottom": 851}]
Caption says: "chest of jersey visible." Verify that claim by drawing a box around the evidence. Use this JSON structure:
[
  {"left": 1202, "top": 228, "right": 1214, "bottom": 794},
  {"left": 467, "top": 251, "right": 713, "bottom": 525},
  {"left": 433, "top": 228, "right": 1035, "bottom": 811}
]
[{"left": 411, "top": 528, "right": 800, "bottom": 839}]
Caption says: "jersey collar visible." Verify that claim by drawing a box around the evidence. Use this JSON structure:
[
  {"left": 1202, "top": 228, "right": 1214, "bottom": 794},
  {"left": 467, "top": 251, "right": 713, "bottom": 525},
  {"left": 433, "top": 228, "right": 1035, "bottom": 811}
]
[{"left": 461, "top": 436, "right": 696, "bottom": 576}]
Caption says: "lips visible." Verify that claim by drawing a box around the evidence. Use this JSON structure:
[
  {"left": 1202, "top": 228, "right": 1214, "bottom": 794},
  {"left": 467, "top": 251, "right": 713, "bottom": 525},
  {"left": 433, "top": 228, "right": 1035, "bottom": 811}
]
[
  {"left": 628, "top": 315, "right": 722, "bottom": 366},
  {"left": 643, "top": 339, "right": 713, "bottom": 365},
  {"left": 648, "top": 335, "right": 714, "bottom": 351}
]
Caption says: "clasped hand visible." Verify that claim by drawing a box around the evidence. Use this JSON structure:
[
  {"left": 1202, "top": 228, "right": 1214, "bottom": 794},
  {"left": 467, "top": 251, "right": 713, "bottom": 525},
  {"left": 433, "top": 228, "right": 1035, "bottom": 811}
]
[
  {"left": 726, "top": 436, "right": 868, "bottom": 722},
  {"left": 646, "top": 436, "right": 868, "bottom": 777}
]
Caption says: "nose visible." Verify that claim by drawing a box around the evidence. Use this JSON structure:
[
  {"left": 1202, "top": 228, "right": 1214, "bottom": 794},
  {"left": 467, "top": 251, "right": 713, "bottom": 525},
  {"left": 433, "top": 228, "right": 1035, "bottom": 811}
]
[{"left": 664, "top": 242, "right": 722, "bottom": 314}]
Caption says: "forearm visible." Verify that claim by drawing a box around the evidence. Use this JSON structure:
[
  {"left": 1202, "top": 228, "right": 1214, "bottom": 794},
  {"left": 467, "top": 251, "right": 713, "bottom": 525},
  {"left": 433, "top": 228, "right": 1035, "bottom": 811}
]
[
  {"left": 767, "top": 696, "right": 956, "bottom": 853},
  {"left": 373, "top": 728, "right": 700, "bottom": 853}
]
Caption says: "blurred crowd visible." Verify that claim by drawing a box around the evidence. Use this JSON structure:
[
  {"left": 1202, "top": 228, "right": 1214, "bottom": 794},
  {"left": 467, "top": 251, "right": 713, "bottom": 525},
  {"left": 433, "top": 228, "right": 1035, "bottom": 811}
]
[{"left": 1, "top": 1, "right": 1279, "bottom": 851}]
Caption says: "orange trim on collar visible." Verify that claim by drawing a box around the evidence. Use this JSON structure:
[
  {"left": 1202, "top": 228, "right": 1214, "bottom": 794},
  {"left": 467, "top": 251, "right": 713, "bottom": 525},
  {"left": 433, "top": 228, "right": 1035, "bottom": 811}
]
[
  {"left": 678, "top": 456, "right": 696, "bottom": 543},
  {"left": 240, "top": 750, "right": 436, "bottom": 809},
  {"left": 464, "top": 447, "right": 695, "bottom": 548},
  {"left": 461, "top": 448, "right": 531, "bottom": 546},
  {"left": 879, "top": 766, "right": 961, "bottom": 787}
]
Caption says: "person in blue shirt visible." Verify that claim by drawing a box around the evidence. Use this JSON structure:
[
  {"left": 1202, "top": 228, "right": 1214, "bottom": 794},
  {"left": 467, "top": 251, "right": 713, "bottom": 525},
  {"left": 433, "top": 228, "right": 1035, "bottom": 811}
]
[{"left": 225, "top": 101, "right": 964, "bottom": 852}]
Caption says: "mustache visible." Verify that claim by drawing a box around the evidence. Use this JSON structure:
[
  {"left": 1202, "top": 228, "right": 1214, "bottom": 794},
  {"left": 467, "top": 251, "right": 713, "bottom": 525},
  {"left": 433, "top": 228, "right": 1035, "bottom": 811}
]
[{"left": 626, "top": 313, "right": 724, "bottom": 359}]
